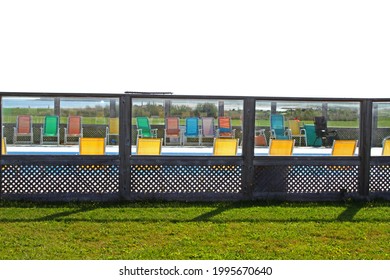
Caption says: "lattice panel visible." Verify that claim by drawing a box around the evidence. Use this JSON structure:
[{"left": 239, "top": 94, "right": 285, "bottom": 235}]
[
  {"left": 1, "top": 164, "right": 119, "bottom": 194},
  {"left": 369, "top": 165, "right": 390, "bottom": 192},
  {"left": 254, "top": 165, "right": 359, "bottom": 193},
  {"left": 130, "top": 165, "right": 242, "bottom": 193}
]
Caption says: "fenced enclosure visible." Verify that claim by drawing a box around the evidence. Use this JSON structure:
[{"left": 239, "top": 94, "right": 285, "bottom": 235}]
[{"left": 1, "top": 92, "right": 390, "bottom": 201}]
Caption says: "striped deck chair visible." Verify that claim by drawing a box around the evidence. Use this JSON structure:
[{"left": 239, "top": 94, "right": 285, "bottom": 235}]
[
  {"left": 106, "top": 117, "right": 119, "bottom": 145},
  {"left": 183, "top": 117, "right": 200, "bottom": 145},
  {"left": 136, "top": 117, "right": 158, "bottom": 138}
]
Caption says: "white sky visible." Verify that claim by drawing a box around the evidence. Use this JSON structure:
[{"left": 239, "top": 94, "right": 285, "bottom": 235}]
[{"left": 1, "top": 0, "right": 389, "bottom": 98}]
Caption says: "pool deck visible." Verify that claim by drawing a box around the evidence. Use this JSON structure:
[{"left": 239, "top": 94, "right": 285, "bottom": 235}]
[{"left": 3, "top": 144, "right": 374, "bottom": 156}]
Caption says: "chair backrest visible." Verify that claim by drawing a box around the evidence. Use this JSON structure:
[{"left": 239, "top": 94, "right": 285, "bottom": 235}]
[
  {"left": 166, "top": 117, "right": 180, "bottom": 136},
  {"left": 185, "top": 117, "right": 199, "bottom": 137},
  {"left": 218, "top": 116, "right": 233, "bottom": 136},
  {"left": 213, "top": 138, "right": 238, "bottom": 156},
  {"left": 304, "top": 124, "right": 322, "bottom": 146},
  {"left": 332, "top": 140, "right": 357, "bottom": 156},
  {"left": 382, "top": 138, "right": 390, "bottom": 156},
  {"left": 288, "top": 120, "right": 301, "bottom": 135},
  {"left": 269, "top": 139, "right": 295, "bottom": 156},
  {"left": 43, "top": 115, "right": 59, "bottom": 136},
  {"left": 1, "top": 137, "right": 6, "bottom": 155},
  {"left": 79, "top": 138, "right": 106, "bottom": 155},
  {"left": 17, "top": 115, "right": 32, "bottom": 134},
  {"left": 270, "top": 114, "right": 285, "bottom": 130},
  {"left": 137, "top": 138, "right": 162, "bottom": 155},
  {"left": 109, "top": 118, "right": 119, "bottom": 134},
  {"left": 271, "top": 114, "right": 288, "bottom": 139},
  {"left": 136, "top": 117, "right": 152, "bottom": 137},
  {"left": 67, "top": 116, "right": 82, "bottom": 135},
  {"left": 201, "top": 117, "right": 215, "bottom": 137}
]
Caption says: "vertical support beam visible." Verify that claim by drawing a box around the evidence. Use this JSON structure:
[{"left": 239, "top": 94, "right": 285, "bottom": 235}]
[
  {"left": 54, "top": 97, "right": 61, "bottom": 116},
  {"left": 271, "top": 102, "right": 277, "bottom": 114},
  {"left": 164, "top": 99, "right": 171, "bottom": 119},
  {"left": 359, "top": 99, "right": 372, "bottom": 198},
  {"left": 322, "top": 103, "right": 328, "bottom": 119},
  {"left": 119, "top": 94, "right": 132, "bottom": 199},
  {"left": 242, "top": 97, "right": 256, "bottom": 198},
  {"left": 218, "top": 100, "right": 224, "bottom": 117},
  {"left": 110, "top": 99, "right": 117, "bottom": 118}
]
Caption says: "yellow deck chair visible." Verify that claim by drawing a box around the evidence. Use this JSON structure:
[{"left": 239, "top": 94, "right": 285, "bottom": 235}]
[
  {"left": 382, "top": 138, "right": 390, "bottom": 156},
  {"left": 269, "top": 139, "right": 295, "bottom": 156},
  {"left": 1, "top": 137, "right": 6, "bottom": 155},
  {"left": 213, "top": 138, "right": 238, "bottom": 156},
  {"left": 137, "top": 138, "right": 162, "bottom": 155},
  {"left": 79, "top": 138, "right": 106, "bottom": 155},
  {"left": 331, "top": 140, "right": 357, "bottom": 156}
]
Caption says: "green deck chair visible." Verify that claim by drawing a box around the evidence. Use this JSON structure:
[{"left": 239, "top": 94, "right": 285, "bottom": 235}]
[
  {"left": 40, "top": 115, "right": 60, "bottom": 145},
  {"left": 136, "top": 117, "right": 158, "bottom": 138}
]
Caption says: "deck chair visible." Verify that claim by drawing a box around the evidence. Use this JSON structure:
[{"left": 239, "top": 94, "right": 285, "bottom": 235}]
[
  {"left": 314, "top": 116, "right": 338, "bottom": 147},
  {"left": 136, "top": 138, "right": 162, "bottom": 155},
  {"left": 79, "top": 137, "right": 106, "bottom": 155},
  {"left": 382, "top": 137, "right": 390, "bottom": 156},
  {"left": 1, "top": 137, "right": 6, "bottom": 155},
  {"left": 64, "top": 116, "right": 83, "bottom": 144},
  {"left": 268, "top": 139, "right": 295, "bottom": 156},
  {"left": 106, "top": 117, "right": 119, "bottom": 145},
  {"left": 331, "top": 140, "right": 357, "bottom": 156},
  {"left": 270, "top": 114, "right": 290, "bottom": 140},
  {"left": 255, "top": 129, "right": 267, "bottom": 146},
  {"left": 136, "top": 117, "right": 158, "bottom": 138},
  {"left": 40, "top": 115, "right": 59, "bottom": 145},
  {"left": 216, "top": 116, "right": 236, "bottom": 138},
  {"left": 164, "top": 117, "right": 182, "bottom": 146},
  {"left": 288, "top": 120, "right": 306, "bottom": 146},
  {"left": 200, "top": 117, "right": 216, "bottom": 145},
  {"left": 304, "top": 124, "right": 322, "bottom": 147},
  {"left": 13, "top": 115, "right": 33, "bottom": 144},
  {"left": 213, "top": 138, "right": 238, "bottom": 156},
  {"left": 183, "top": 117, "right": 201, "bottom": 145}
]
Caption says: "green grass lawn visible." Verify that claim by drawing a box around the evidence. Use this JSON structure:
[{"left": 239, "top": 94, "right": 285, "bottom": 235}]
[{"left": 0, "top": 201, "right": 389, "bottom": 260}]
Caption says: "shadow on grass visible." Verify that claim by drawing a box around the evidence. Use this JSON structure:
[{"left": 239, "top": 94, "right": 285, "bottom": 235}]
[{"left": 0, "top": 200, "right": 389, "bottom": 223}]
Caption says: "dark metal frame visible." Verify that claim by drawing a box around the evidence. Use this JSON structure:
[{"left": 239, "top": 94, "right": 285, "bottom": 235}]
[{"left": 0, "top": 91, "right": 389, "bottom": 201}]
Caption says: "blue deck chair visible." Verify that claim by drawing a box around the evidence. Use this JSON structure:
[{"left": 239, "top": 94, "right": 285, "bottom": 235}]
[
  {"left": 183, "top": 117, "right": 200, "bottom": 145},
  {"left": 270, "top": 114, "right": 290, "bottom": 140}
]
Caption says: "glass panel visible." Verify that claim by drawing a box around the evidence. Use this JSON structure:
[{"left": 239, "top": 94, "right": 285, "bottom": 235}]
[
  {"left": 255, "top": 100, "right": 360, "bottom": 156},
  {"left": 131, "top": 98, "right": 243, "bottom": 156},
  {"left": 372, "top": 102, "right": 390, "bottom": 156},
  {"left": 1, "top": 96, "right": 119, "bottom": 155}
]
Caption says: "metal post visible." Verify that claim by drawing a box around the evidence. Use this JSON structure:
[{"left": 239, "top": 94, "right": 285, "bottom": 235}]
[
  {"left": 242, "top": 97, "right": 256, "bottom": 198},
  {"left": 271, "top": 102, "right": 277, "bottom": 114},
  {"left": 119, "top": 95, "right": 132, "bottom": 199},
  {"left": 359, "top": 99, "right": 372, "bottom": 198},
  {"left": 218, "top": 100, "right": 224, "bottom": 117}
]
